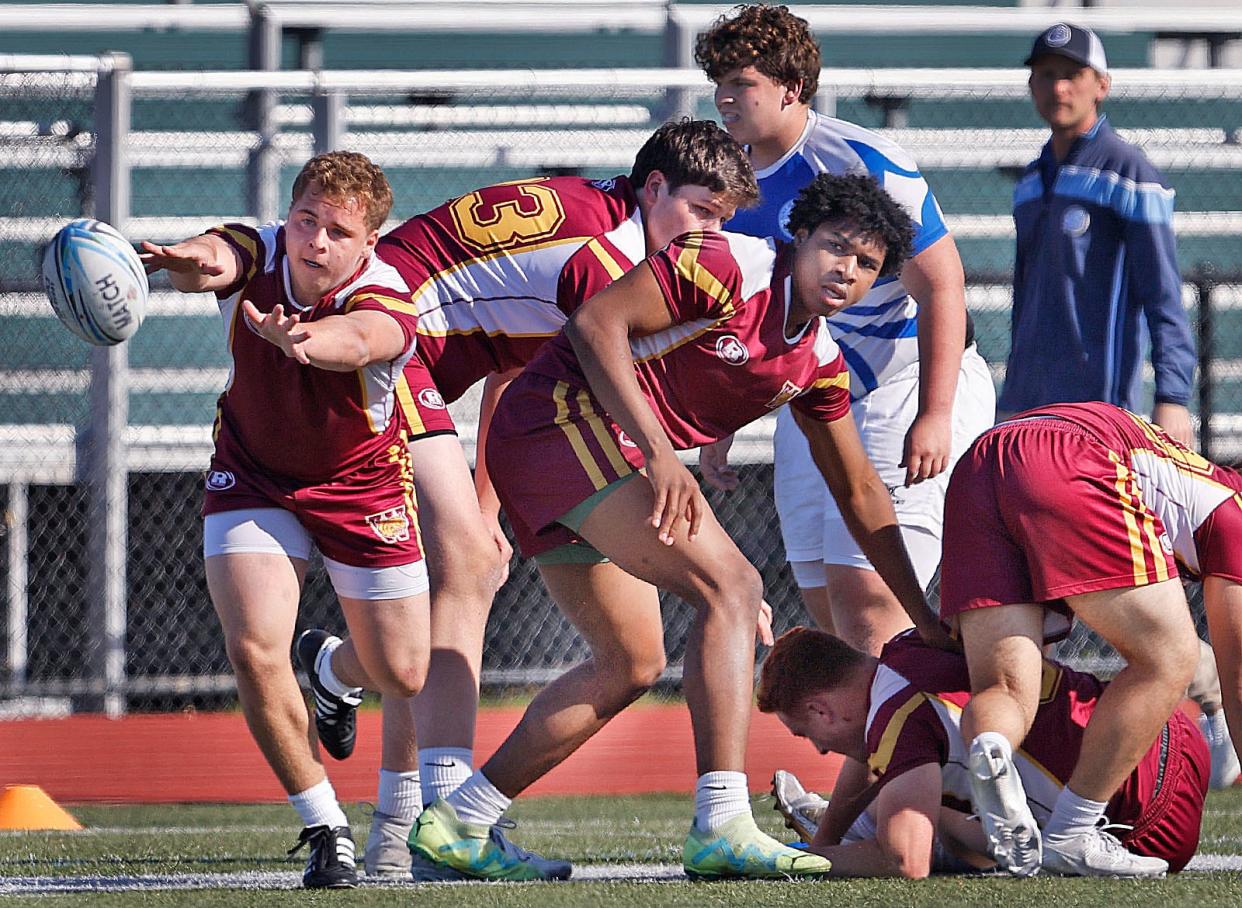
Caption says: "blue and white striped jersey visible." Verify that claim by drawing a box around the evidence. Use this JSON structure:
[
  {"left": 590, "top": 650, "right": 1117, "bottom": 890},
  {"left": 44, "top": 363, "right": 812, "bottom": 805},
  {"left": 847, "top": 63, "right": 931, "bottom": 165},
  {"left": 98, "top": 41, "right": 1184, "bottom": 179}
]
[{"left": 727, "top": 111, "right": 949, "bottom": 399}]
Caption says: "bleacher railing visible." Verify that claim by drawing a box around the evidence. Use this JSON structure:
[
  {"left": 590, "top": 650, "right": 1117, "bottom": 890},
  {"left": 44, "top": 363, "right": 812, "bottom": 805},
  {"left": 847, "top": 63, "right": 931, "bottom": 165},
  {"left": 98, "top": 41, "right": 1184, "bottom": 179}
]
[{"left": 3, "top": 56, "right": 1241, "bottom": 711}]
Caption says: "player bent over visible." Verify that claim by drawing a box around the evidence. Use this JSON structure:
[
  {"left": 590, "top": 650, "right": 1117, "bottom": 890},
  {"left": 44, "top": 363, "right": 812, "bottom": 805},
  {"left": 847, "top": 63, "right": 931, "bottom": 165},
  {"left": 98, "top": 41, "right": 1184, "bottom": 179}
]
[
  {"left": 941, "top": 402, "right": 1242, "bottom": 877},
  {"left": 408, "top": 173, "right": 950, "bottom": 881},
  {"left": 140, "top": 152, "right": 431, "bottom": 889},
  {"left": 759, "top": 627, "right": 1208, "bottom": 877},
  {"left": 295, "top": 121, "right": 757, "bottom": 879}
]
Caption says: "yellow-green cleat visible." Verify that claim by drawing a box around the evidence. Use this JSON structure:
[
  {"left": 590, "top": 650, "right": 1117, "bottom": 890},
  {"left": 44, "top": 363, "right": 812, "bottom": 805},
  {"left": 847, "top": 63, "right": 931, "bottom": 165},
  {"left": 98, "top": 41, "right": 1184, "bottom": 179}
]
[
  {"left": 683, "top": 812, "right": 832, "bottom": 881},
  {"left": 408, "top": 798, "right": 572, "bottom": 882}
]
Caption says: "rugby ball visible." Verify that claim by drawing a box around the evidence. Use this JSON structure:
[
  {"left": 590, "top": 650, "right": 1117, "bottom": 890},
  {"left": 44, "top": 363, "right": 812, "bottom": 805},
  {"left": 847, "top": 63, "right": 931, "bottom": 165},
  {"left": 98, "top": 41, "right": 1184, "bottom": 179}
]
[{"left": 42, "top": 218, "right": 148, "bottom": 346}]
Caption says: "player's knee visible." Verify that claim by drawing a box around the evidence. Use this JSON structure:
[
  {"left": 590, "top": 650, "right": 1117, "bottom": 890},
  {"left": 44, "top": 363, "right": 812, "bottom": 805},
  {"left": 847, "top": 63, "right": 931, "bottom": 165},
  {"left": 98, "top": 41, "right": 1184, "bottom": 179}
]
[
  {"left": 702, "top": 561, "right": 764, "bottom": 621},
  {"left": 432, "top": 529, "right": 506, "bottom": 598},
  {"left": 224, "top": 633, "right": 287, "bottom": 680},
  {"left": 369, "top": 655, "right": 428, "bottom": 699}
]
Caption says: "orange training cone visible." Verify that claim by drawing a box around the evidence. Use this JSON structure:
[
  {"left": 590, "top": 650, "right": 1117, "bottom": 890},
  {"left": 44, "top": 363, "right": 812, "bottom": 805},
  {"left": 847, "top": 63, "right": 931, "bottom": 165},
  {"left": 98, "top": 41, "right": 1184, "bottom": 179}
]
[{"left": 0, "top": 785, "right": 83, "bottom": 830}]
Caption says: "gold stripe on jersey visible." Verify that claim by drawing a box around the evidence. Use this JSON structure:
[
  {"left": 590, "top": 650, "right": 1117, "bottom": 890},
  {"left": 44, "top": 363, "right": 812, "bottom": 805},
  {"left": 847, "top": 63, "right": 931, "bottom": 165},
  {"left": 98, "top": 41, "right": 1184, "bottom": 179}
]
[
  {"left": 575, "top": 389, "right": 632, "bottom": 478},
  {"left": 630, "top": 316, "right": 727, "bottom": 365},
  {"left": 1110, "top": 452, "right": 1149, "bottom": 585},
  {"left": 869, "top": 692, "right": 927, "bottom": 776},
  {"left": 673, "top": 235, "right": 735, "bottom": 317},
  {"left": 585, "top": 237, "right": 627, "bottom": 281},
  {"left": 1125, "top": 410, "right": 1215, "bottom": 477},
  {"left": 395, "top": 374, "right": 429, "bottom": 437},
  {"left": 346, "top": 292, "right": 419, "bottom": 317},
  {"left": 1038, "top": 661, "right": 1063, "bottom": 705},
  {"left": 212, "top": 225, "right": 261, "bottom": 284},
  {"left": 554, "top": 381, "right": 607, "bottom": 491},
  {"left": 808, "top": 372, "right": 851, "bottom": 394},
  {"left": 1141, "top": 503, "right": 1171, "bottom": 582}
]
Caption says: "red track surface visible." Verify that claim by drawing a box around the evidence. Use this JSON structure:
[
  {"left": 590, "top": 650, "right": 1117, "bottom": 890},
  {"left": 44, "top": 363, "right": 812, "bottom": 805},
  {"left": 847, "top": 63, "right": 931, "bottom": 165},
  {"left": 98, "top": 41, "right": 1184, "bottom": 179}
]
[{"left": 0, "top": 705, "right": 841, "bottom": 803}]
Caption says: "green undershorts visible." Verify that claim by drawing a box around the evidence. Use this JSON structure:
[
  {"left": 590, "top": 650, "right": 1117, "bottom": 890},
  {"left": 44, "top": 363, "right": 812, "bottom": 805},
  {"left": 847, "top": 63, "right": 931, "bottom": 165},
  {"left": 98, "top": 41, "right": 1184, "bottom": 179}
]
[{"left": 533, "top": 471, "right": 640, "bottom": 566}]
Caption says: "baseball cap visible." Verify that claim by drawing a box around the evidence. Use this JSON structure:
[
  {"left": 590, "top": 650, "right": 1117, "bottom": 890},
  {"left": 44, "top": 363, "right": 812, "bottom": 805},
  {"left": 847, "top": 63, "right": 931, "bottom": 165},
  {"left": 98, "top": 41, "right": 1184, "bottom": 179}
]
[{"left": 1024, "top": 23, "right": 1109, "bottom": 74}]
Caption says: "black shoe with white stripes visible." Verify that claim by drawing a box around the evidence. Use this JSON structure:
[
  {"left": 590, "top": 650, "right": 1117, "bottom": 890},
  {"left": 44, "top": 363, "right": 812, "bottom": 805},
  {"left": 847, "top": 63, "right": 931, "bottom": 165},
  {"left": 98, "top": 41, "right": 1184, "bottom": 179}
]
[
  {"left": 288, "top": 824, "right": 358, "bottom": 889},
  {"left": 295, "top": 628, "right": 362, "bottom": 760}
]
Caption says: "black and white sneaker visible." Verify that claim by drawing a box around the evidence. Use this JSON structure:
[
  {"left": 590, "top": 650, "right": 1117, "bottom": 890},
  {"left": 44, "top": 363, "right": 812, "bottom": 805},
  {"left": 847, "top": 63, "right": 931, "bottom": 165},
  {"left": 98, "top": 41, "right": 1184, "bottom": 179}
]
[
  {"left": 288, "top": 824, "right": 358, "bottom": 889},
  {"left": 296, "top": 628, "right": 362, "bottom": 760}
]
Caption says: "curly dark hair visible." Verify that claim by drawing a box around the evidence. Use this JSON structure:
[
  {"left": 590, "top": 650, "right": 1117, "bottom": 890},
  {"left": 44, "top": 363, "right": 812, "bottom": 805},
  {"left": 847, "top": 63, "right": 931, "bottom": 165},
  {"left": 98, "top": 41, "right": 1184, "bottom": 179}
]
[
  {"left": 756, "top": 627, "right": 867, "bottom": 716},
  {"left": 694, "top": 4, "right": 821, "bottom": 104},
  {"left": 630, "top": 119, "right": 759, "bottom": 210},
  {"left": 786, "top": 173, "right": 916, "bottom": 277}
]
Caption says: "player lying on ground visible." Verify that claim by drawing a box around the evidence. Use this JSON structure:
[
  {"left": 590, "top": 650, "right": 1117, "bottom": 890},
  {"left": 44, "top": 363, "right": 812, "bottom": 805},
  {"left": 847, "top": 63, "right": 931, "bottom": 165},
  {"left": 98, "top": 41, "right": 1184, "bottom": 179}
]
[
  {"left": 292, "top": 120, "right": 758, "bottom": 879},
  {"left": 406, "top": 172, "right": 952, "bottom": 882},
  {"left": 140, "top": 152, "right": 428, "bottom": 889},
  {"left": 940, "top": 401, "right": 1242, "bottom": 878},
  {"left": 759, "top": 626, "right": 1208, "bottom": 878}
]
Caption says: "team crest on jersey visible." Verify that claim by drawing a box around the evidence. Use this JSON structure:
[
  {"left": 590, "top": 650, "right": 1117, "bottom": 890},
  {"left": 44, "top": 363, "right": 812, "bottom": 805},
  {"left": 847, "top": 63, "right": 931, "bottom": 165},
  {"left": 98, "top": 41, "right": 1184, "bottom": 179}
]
[
  {"left": 617, "top": 430, "right": 637, "bottom": 448},
  {"left": 590, "top": 178, "right": 617, "bottom": 193},
  {"left": 765, "top": 380, "right": 804, "bottom": 409},
  {"left": 417, "top": 388, "right": 447, "bottom": 410},
  {"left": 777, "top": 200, "right": 796, "bottom": 241},
  {"left": 1062, "top": 205, "right": 1090, "bottom": 237},
  {"left": 1159, "top": 533, "right": 1173, "bottom": 555},
  {"left": 205, "top": 469, "right": 235, "bottom": 491},
  {"left": 366, "top": 505, "right": 411, "bottom": 544},
  {"left": 715, "top": 335, "right": 750, "bottom": 365}
]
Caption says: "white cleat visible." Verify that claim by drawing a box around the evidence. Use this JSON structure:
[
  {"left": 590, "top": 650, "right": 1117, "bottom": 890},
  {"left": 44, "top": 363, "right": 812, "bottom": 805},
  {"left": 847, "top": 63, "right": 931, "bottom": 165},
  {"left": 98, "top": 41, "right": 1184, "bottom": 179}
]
[
  {"left": 1043, "top": 823, "right": 1167, "bottom": 878},
  {"left": 967, "top": 738, "right": 1042, "bottom": 877},
  {"left": 770, "top": 770, "right": 829, "bottom": 842},
  {"left": 1199, "top": 712, "right": 1241, "bottom": 790},
  {"left": 363, "top": 809, "right": 413, "bottom": 880}
]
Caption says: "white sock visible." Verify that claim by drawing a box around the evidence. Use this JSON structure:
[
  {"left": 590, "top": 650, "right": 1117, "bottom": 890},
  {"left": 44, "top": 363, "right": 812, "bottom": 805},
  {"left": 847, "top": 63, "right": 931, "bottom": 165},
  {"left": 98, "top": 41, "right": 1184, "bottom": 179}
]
[
  {"left": 445, "top": 770, "right": 511, "bottom": 827},
  {"left": 377, "top": 769, "right": 422, "bottom": 822},
  {"left": 1045, "top": 787, "right": 1107, "bottom": 839},
  {"left": 289, "top": 778, "right": 349, "bottom": 829},
  {"left": 970, "top": 731, "right": 1014, "bottom": 763},
  {"left": 693, "top": 770, "right": 750, "bottom": 832},
  {"left": 316, "top": 636, "right": 362, "bottom": 701},
  {"left": 1200, "top": 710, "right": 1229, "bottom": 745},
  {"left": 419, "top": 746, "right": 473, "bottom": 806}
]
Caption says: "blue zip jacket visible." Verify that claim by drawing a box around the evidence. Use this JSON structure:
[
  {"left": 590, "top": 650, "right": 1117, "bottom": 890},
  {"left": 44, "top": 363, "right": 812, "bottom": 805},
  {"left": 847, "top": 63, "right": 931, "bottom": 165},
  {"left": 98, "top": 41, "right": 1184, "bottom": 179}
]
[{"left": 999, "top": 116, "right": 1195, "bottom": 413}]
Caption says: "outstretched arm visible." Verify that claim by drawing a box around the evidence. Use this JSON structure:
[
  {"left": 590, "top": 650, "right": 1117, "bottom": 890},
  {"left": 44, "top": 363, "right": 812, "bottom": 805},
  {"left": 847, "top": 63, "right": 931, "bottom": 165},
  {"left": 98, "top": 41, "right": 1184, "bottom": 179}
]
[
  {"left": 139, "top": 234, "right": 241, "bottom": 294},
  {"left": 794, "top": 408, "right": 951, "bottom": 649},
  {"left": 241, "top": 302, "right": 407, "bottom": 372}
]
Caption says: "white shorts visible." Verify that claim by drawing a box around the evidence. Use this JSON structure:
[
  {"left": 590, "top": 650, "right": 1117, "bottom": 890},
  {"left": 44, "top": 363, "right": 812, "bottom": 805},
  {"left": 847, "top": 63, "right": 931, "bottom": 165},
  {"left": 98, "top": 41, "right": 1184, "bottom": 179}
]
[
  {"left": 774, "top": 344, "right": 995, "bottom": 589},
  {"left": 203, "top": 508, "right": 429, "bottom": 600}
]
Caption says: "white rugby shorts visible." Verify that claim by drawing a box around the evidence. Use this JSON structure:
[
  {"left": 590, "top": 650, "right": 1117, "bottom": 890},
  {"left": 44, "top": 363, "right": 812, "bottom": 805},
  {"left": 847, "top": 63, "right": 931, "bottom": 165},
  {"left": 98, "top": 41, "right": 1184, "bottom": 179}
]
[
  {"left": 774, "top": 344, "right": 995, "bottom": 589},
  {"left": 204, "top": 508, "right": 429, "bottom": 600}
]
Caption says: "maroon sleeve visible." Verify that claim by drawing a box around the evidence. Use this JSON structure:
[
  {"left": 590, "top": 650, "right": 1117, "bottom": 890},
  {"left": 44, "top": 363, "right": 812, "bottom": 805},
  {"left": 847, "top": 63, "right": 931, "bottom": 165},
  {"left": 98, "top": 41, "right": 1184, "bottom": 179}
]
[{"left": 644, "top": 230, "right": 745, "bottom": 325}]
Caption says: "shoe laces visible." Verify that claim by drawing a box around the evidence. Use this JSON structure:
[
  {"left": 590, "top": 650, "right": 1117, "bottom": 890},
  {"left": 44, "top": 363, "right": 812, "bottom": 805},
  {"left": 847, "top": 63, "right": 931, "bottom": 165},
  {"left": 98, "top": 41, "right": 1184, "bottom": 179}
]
[
  {"left": 489, "top": 818, "right": 537, "bottom": 862},
  {"left": 287, "top": 825, "right": 327, "bottom": 858}
]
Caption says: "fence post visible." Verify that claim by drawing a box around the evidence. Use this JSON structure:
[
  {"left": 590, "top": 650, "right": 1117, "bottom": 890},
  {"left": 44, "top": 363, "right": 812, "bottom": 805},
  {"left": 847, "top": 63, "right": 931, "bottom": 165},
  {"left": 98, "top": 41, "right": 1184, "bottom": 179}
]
[
  {"left": 5, "top": 482, "right": 28, "bottom": 694},
  {"left": 247, "top": 4, "right": 281, "bottom": 222},
  {"left": 312, "top": 89, "right": 344, "bottom": 155},
  {"left": 86, "top": 52, "right": 133, "bottom": 717},
  {"left": 661, "top": 6, "right": 696, "bottom": 121},
  {"left": 1196, "top": 266, "right": 1216, "bottom": 461}
]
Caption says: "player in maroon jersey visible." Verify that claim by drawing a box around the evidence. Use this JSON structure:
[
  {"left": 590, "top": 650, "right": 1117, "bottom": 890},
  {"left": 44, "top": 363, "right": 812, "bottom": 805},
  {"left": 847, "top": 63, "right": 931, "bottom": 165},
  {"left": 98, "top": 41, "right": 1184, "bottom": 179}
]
[
  {"left": 140, "top": 152, "right": 428, "bottom": 889},
  {"left": 757, "top": 626, "right": 1208, "bottom": 877},
  {"left": 406, "top": 173, "right": 951, "bottom": 881},
  {"left": 293, "top": 121, "right": 761, "bottom": 879},
  {"left": 938, "top": 401, "right": 1242, "bottom": 878}
]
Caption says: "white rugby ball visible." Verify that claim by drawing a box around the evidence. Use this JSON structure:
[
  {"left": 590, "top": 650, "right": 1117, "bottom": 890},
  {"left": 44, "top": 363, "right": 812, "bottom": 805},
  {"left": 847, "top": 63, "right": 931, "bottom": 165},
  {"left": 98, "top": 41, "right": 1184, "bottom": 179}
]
[{"left": 42, "top": 218, "right": 149, "bottom": 346}]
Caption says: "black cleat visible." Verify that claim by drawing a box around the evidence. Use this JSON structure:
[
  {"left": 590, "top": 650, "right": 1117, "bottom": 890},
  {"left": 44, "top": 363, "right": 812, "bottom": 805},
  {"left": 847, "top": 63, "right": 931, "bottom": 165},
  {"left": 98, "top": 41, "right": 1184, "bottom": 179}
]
[
  {"left": 295, "top": 628, "right": 362, "bottom": 760},
  {"left": 288, "top": 824, "right": 358, "bottom": 889}
]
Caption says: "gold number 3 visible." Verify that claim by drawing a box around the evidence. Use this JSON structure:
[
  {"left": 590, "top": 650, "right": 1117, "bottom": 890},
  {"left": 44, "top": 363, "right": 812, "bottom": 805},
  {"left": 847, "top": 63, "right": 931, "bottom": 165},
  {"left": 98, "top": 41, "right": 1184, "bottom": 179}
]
[{"left": 450, "top": 180, "right": 567, "bottom": 254}]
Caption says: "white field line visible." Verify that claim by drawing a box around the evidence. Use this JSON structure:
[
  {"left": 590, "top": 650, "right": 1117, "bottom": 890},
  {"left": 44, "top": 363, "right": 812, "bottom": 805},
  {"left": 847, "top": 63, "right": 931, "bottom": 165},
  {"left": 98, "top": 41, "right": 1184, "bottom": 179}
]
[{"left": 2, "top": 855, "right": 1241, "bottom": 893}]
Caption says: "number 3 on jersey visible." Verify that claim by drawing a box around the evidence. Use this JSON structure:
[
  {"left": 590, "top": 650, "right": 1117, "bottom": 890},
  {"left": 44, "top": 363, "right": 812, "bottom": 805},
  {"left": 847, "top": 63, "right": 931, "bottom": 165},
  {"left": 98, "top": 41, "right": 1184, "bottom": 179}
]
[{"left": 450, "top": 179, "right": 567, "bottom": 254}]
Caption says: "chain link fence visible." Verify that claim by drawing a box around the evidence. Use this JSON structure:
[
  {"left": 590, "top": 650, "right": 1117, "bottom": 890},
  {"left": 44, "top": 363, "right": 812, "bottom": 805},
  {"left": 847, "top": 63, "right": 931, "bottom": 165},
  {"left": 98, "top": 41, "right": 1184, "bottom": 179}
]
[{"left": 2, "top": 62, "right": 1241, "bottom": 709}]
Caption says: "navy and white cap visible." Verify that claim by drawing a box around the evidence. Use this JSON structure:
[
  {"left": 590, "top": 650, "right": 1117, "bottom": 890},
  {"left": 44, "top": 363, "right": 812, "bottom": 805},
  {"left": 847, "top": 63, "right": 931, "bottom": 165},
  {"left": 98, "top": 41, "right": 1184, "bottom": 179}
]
[{"left": 1024, "top": 23, "right": 1109, "bottom": 74}]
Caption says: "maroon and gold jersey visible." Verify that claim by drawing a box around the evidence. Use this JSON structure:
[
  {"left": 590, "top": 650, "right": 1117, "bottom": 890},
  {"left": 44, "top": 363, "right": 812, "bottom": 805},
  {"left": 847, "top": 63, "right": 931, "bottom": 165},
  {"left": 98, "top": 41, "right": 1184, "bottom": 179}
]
[
  {"left": 1015, "top": 402, "right": 1242, "bottom": 581},
  {"left": 526, "top": 230, "right": 852, "bottom": 449},
  {"left": 206, "top": 222, "right": 419, "bottom": 485},
  {"left": 865, "top": 632, "right": 1204, "bottom": 842},
  {"left": 376, "top": 175, "right": 640, "bottom": 404}
]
